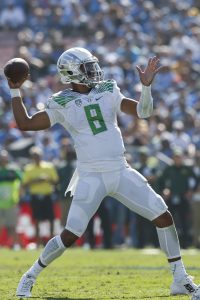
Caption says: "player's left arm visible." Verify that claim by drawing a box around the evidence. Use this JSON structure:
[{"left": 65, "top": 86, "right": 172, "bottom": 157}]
[{"left": 121, "top": 56, "right": 164, "bottom": 118}]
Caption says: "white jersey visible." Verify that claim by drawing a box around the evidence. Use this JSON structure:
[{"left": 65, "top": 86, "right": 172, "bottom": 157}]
[{"left": 45, "top": 80, "right": 127, "bottom": 172}]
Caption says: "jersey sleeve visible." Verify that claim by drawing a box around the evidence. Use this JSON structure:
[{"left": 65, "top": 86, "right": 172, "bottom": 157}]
[
  {"left": 111, "top": 80, "right": 125, "bottom": 112},
  {"left": 45, "top": 96, "right": 65, "bottom": 126}
]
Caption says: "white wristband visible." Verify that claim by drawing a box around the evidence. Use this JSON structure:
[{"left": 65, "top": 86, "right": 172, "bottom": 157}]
[{"left": 10, "top": 89, "right": 21, "bottom": 98}]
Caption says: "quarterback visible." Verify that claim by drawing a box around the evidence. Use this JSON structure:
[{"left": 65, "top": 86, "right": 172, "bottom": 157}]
[{"left": 6, "top": 47, "right": 198, "bottom": 298}]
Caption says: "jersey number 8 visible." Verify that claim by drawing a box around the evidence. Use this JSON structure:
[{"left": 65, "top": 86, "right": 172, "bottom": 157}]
[{"left": 84, "top": 104, "right": 107, "bottom": 135}]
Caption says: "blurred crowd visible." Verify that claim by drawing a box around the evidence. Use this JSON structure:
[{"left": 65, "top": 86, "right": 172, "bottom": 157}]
[{"left": 0, "top": 0, "right": 200, "bottom": 250}]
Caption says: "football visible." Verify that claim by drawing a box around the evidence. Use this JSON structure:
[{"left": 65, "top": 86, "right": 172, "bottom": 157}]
[{"left": 3, "top": 58, "right": 29, "bottom": 83}]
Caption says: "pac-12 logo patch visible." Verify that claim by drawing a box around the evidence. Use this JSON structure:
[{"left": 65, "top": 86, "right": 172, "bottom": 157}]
[{"left": 75, "top": 99, "right": 82, "bottom": 107}]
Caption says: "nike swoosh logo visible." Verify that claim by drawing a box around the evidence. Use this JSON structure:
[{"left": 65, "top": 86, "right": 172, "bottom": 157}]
[{"left": 95, "top": 96, "right": 103, "bottom": 101}]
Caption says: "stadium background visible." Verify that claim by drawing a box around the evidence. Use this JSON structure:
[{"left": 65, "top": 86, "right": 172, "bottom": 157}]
[{"left": 0, "top": 0, "right": 200, "bottom": 250}]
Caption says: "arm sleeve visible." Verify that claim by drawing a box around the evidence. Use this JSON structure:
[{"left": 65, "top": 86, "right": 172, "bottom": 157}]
[
  {"left": 45, "top": 109, "right": 65, "bottom": 126},
  {"left": 45, "top": 98, "right": 65, "bottom": 126},
  {"left": 136, "top": 85, "right": 153, "bottom": 118}
]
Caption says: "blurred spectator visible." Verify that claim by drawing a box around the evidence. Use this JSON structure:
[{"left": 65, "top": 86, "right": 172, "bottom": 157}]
[
  {"left": 22, "top": 146, "right": 59, "bottom": 246},
  {"left": 171, "top": 120, "right": 192, "bottom": 152},
  {"left": 158, "top": 148, "right": 198, "bottom": 248},
  {"left": 0, "top": 149, "right": 22, "bottom": 249},
  {"left": 106, "top": 153, "right": 137, "bottom": 248},
  {"left": 133, "top": 146, "right": 159, "bottom": 248},
  {"left": 37, "top": 133, "right": 60, "bottom": 163},
  {"left": 85, "top": 199, "right": 113, "bottom": 249},
  {"left": 0, "top": 1, "right": 25, "bottom": 29},
  {"left": 108, "top": 197, "right": 137, "bottom": 248},
  {"left": 56, "top": 138, "right": 76, "bottom": 228}
]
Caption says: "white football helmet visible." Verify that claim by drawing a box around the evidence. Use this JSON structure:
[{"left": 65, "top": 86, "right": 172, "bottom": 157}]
[{"left": 57, "top": 47, "right": 104, "bottom": 87}]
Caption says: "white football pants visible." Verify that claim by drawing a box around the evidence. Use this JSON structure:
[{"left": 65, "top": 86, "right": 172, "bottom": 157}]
[{"left": 65, "top": 167, "right": 168, "bottom": 237}]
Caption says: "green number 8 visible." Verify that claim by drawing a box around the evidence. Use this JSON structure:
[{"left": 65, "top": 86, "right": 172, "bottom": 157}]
[{"left": 84, "top": 104, "right": 107, "bottom": 135}]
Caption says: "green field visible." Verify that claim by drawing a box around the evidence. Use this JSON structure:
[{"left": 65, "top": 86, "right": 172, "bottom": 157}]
[{"left": 0, "top": 248, "right": 200, "bottom": 300}]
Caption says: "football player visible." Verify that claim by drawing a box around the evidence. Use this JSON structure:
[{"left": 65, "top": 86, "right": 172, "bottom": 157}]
[{"left": 6, "top": 47, "right": 198, "bottom": 298}]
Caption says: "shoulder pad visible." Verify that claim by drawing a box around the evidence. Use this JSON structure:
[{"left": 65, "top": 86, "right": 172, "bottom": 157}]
[
  {"left": 95, "top": 79, "right": 115, "bottom": 94},
  {"left": 46, "top": 90, "right": 77, "bottom": 108}
]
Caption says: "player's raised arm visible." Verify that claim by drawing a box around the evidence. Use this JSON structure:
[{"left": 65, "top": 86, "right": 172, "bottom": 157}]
[
  {"left": 5, "top": 60, "right": 50, "bottom": 131},
  {"left": 121, "top": 56, "right": 164, "bottom": 118}
]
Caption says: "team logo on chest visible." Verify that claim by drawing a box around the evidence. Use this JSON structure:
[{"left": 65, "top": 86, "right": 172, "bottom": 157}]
[{"left": 75, "top": 99, "right": 82, "bottom": 107}]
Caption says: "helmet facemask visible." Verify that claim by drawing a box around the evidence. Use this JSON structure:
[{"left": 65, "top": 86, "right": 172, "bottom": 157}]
[{"left": 79, "top": 61, "right": 104, "bottom": 87}]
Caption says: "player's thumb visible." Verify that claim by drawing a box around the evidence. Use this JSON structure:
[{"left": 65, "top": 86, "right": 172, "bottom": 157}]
[{"left": 7, "top": 78, "right": 16, "bottom": 88}]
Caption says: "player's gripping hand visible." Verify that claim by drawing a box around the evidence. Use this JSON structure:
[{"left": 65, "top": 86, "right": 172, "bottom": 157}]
[
  {"left": 7, "top": 76, "right": 28, "bottom": 89},
  {"left": 136, "top": 56, "right": 165, "bottom": 86}
]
